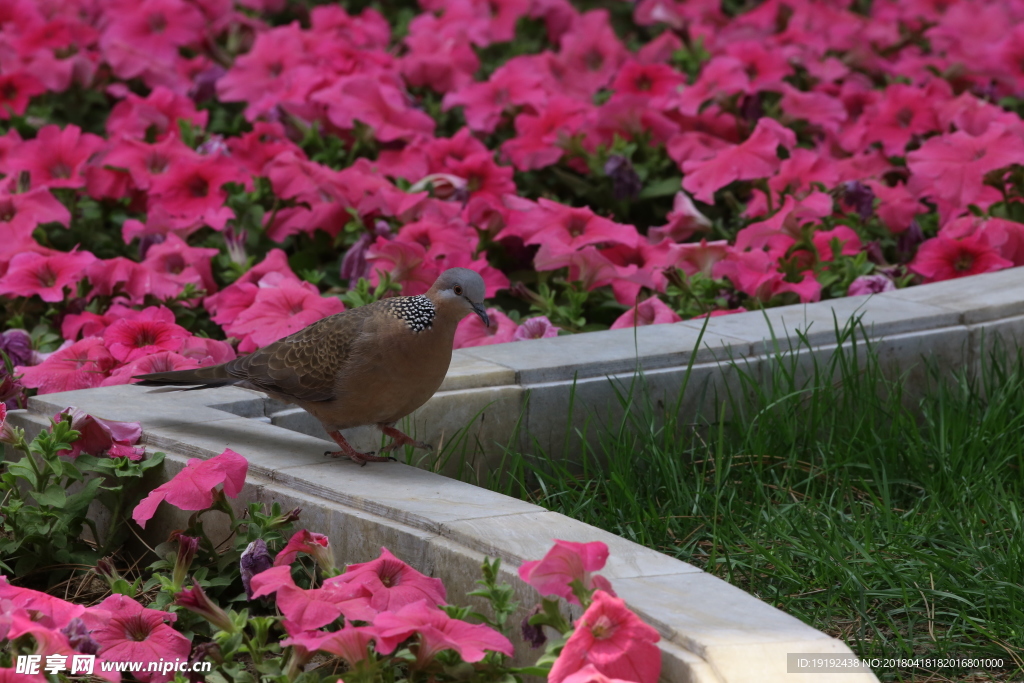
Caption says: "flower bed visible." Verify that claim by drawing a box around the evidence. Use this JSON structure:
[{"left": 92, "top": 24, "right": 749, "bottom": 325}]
[
  {"left": 2, "top": 0, "right": 1024, "bottom": 405},
  {"left": 0, "top": 404, "right": 663, "bottom": 683}
]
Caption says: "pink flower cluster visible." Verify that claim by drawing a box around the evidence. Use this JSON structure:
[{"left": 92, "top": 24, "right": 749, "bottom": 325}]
[
  {"left": 0, "top": 576, "right": 189, "bottom": 683},
  {"left": 108, "top": 448, "right": 664, "bottom": 681},
  {"left": 16, "top": 305, "right": 235, "bottom": 395},
  {"left": 2, "top": 0, "right": 1024, "bottom": 396}
]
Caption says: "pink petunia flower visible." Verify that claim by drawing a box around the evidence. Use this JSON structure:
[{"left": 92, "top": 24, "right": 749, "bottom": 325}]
[
  {"left": 250, "top": 565, "right": 376, "bottom": 631},
  {"left": 106, "top": 86, "right": 208, "bottom": 142},
  {"left": 502, "top": 96, "right": 590, "bottom": 171},
  {"left": 0, "top": 70, "right": 47, "bottom": 121},
  {"left": 282, "top": 626, "right": 380, "bottom": 673},
  {"left": 647, "top": 191, "right": 711, "bottom": 244},
  {"left": 0, "top": 249, "right": 97, "bottom": 302},
  {"left": 224, "top": 274, "right": 345, "bottom": 353},
  {"left": 16, "top": 338, "right": 116, "bottom": 395},
  {"left": 454, "top": 307, "right": 518, "bottom": 348},
  {"left": 680, "top": 118, "right": 796, "bottom": 203},
  {"left": 275, "top": 529, "right": 336, "bottom": 572},
  {"left": 103, "top": 317, "right": 191, "bottom": 363},
  {"left": 5, "top": 124, "right": 104, "bottom": 189},
  {"left": 907, "top": 123, "right": 1024, "bottom": 218},
  {"left": 100, "top": 0, "right": 206, "bottom": 84},
  {"left": 442, "top": 61, "right": 547, "bottom": 134},
  {"left": 87, "top": 594, "right": 191, "bottom": 683},
  {"left": 0, "top": 185, "right": 71, "bottom": 242},
  {"left": 101, "top": 351, "right": 203, "bottom": 387},
  {"left": 909, "top": 232, "right": 1013, "bottom": 283},
  {"left": 373, "top": 600, "right": 514, "bottom": 665},
  {"left": 313, "top": 75, "right": 436, "bottom": 143},
  {"left": 610, "top": 297, "right": 681, "bottom": 330},
  {"left": 554, "top": 10, "right": 628, "bottom": 97},
  {"left": 518, "top": 540, "right": 615, "bottom": 605},
  {"left": 848, "top": 274, "right": 897, "bottom": 296},
  {"left": 549, "top": 590, "right": 661, "bottom": 683},
  {"left": 139, "top": 233, "right": 220, "bottom": 301},
  {"left": 53, "top": 407, "right": 144, "bottom": 460},
  {"left": 146, "top": 154, "right": 248, "bottom": 232},
  {"left": 328, "top": 547, "right": 446, "bottom": 613},
  {"left": 216, "top": 24, "right": 323, "bottom": 120},
  {"left": 0, "top": 576, "right": 86, "bottom": 629},
  {"left": 561, "top": 664, "right": 642, "bottom": 683},
  {"left": 132, "top": 448, "right": 248, "bottom": 528},
  {"left": 513, "top": 316, "right": 561, "bottom": 341}
]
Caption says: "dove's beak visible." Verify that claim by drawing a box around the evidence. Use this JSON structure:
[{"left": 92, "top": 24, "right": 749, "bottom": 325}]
[{"left": 472, "top": 303, "right": 490, "bottom": 328}]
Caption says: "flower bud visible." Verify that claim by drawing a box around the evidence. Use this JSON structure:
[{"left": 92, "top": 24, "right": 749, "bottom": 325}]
[
  {"left": 240, "top": 538, "right": 273, "bottom": 599},
  {"left": 175, "top": 584, "right": 235, "bottom": 633}
]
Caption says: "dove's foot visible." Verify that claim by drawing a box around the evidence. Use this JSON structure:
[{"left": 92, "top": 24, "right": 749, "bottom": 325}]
[
  {"left": 326, "top": 430, "right": 397, "bottom": 466},
  {"left": 377, "top": 423, "right": 432, "bottom": 453}
]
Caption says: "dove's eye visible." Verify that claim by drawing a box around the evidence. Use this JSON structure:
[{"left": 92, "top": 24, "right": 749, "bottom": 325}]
[{"left": 454, "top": 285, "right": 463, "bottom": 296}]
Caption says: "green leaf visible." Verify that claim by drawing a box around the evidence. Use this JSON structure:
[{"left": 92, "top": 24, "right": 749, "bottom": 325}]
[
  {"left": 140, "top": 451, "right": 166, "bottom": 472},
  {"left": 14, "top": 554, "right": 38, "bottom": 577},
  {"left": 6, "top": 459, "right": 38, "bottom": 488},
  {"left": 64, "top": 477, "right": 103, "bottom": 516},
  {"left": 638, "top": 175, "right": 683, "bottom": 199},
  {"left": 32, "top": 484, "right": 67, "bottom": 508}
]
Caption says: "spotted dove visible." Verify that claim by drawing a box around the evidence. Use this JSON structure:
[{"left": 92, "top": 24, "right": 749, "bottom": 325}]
[{"left": 134, "top": 268, "right": 489, "bottom": 465}]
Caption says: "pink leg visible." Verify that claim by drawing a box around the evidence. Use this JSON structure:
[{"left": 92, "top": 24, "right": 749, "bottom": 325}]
[
  {"left": 325, "top": 430, "right": 395, "bottom": 466},
  {"left": 377, "top": 424, "right": 432, "bottom": 453}
]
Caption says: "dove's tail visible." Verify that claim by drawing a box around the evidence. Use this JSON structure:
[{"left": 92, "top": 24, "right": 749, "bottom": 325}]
[{"left": 133, "top": 364, "right": 238, "bottom": 391}]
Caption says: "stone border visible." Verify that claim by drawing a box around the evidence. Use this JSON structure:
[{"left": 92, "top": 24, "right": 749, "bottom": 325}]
[{"left": 12, "top": 267, "right": 1024, "bottom": 681}]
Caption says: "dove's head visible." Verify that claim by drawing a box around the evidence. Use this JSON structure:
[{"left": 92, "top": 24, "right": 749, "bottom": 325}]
[{"left": 429, "top": 268, "right": 489, "bottom": 327}]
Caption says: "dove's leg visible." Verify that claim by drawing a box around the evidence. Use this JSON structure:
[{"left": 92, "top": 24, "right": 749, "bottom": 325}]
[
  {"left": 377, "top": 424, "right": 432, "bottom": 453},
  {"left": 325, "top": 430, "right": 395, "bottom": 466}
]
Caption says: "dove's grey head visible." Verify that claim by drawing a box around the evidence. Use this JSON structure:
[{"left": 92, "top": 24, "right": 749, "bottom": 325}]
[{"left": 429, "top": 267, "right": 489, "bottom": 327}]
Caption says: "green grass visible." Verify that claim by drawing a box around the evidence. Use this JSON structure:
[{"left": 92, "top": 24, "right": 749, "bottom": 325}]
[{"left": 486, "top": 320, "right": 1024, "bottom": 682}]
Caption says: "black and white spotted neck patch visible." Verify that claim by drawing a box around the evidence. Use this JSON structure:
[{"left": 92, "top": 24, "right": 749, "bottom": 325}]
[{"left": 382, "top": 295, "right": 435, "bottom": 332}]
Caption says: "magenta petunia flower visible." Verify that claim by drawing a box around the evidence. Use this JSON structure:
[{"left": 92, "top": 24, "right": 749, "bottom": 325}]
[
  {"left": 224, "top": 274, "right": 345, "bottom": 353},
  {"left": 454, "top": 307, "right": 517, "bottom": 348},
  {"left": 16, "top": 338, "right": 115, "bottom": 395},
  {"left": 848, "top": 274, "right": 897, "bottom": 296},
  {"left": 5, "top": 124, "right": 104, "bottom": 189},
  {"left": 102, "top": 318, "right": 191, "bottom": 363},
  {"left": 313, "top": 75, "right": 436, "bottom": 143},
  {"left": 281, "top": 626, "right": 380, "bottom": 671},
  {"left": 549, "top": 591, "right": 661, "bottom": 683},
  {"left": 0, "top": 186, "right": 71, "bottom": 241},
  {"left": 518, "top": 539, "right": 615, "bottom": 605},
  {"left": 52, "top": 406, "right": 144, "bottom": 460},
  {"left": 249, "top": 565, "right": 375, "bottom": 631},
  {"left": 88, "top": 594, "right": 191, "bottom": 683},
  {"left": 274, "top": 529, "right": 335, "bottom": 572},
  {"left": 373, "top": 600, "right": 514, "bottom": 665},
  {"left": 909, "top": 233, "right": 1013, "bottom": 283},
  {"left": 681, "top": 117, "right": 796, "bottom": 203},
  {"left": 560, "top": 664, "right": 640, "bottom": 683},
  {"left": 328, "top": 547, "right": 446, "bottom": 614},
  {"left": 131, "top": 448, "right": 248, "bottom": 528},
  {"left": 907, "top": 123, "right": 1024, "bottom": 219},
  {"left": 610, "top": 297, "right": 681, "bottom": 330},
  {"left": 513, "top": 316, "right": 561, "bottom": 341},
  {"left": 0, "top": 249, "right": 97, "bottom": 303}
]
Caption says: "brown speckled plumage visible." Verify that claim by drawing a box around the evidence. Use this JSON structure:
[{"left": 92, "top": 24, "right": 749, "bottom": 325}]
[{"left": 134, "top": 268, "right": 489, "bottom": 464}]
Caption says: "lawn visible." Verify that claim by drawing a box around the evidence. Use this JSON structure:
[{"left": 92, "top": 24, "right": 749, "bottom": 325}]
[{"left": 485, "top": 324, "right": 1024, "bottom": 682}]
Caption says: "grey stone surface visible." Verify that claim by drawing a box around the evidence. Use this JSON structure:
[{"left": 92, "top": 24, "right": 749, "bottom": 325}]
[
  {"left": 441, "top": 510, "right": 701, "bottom": 581},
  {"left": 678, "top": 294, "right": 958, "bottom": 352},
  {"left": 458, "top": 323, "right": 752, "bottom": 384},
  {"left": 880, "top": 266, "right": 1024, "bottom": 324}
]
